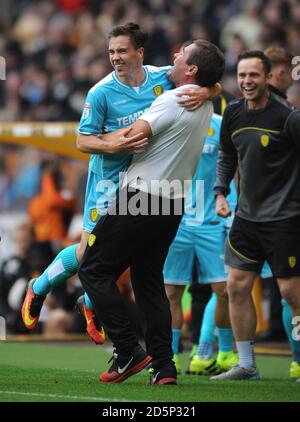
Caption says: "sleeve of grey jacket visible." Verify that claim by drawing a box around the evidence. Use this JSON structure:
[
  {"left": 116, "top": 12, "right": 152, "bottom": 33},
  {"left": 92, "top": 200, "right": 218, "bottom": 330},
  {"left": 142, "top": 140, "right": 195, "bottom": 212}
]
[
  {"left": 214, "top": 111, "right": 238, "bottom": 196},
  {"left": 286, "top": 109, "right": 300, "bottom": 150}
]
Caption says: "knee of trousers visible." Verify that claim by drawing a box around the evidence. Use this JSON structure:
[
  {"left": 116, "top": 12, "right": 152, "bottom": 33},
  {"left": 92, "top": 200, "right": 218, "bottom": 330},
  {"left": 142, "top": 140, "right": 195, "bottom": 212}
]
[
  {"left": 79, "top": 261, "right": 121, "bottom": 296},
  {"left": 78, "top": 259, "right": 103, "bottom": 287}
]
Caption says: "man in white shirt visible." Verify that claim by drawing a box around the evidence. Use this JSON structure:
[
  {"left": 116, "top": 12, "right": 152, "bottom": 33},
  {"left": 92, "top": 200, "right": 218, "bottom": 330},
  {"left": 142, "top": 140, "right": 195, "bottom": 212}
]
[{"left": 78, "top": 39, "right": 225, "bottom": 385}]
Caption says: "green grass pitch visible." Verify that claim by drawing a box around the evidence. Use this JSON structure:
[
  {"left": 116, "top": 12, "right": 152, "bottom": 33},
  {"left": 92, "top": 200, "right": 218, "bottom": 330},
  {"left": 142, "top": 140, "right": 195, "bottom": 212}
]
[{"left": 0, "top": 342, "right": 299, "bottom": 402}]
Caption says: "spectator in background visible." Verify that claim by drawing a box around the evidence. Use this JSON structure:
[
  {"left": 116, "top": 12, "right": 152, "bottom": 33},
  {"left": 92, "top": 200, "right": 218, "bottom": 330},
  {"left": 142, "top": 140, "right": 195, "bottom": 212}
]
[
  {"left": 1, "top": 0, "right": 300, "bottom": 123},
  {"left": 28, "top": 160, "right": 76, "bottom": 245},
  {"left": 0, "top": 222, "right": 84, "bottom": 336},
  {"left": 0, "top": 150, "right": 10, "bottom": 208},
  {"left": 265, "top": 46, "right": 294, "bottom": 99},
  {"left": 220, "top": 1, "right": 263, "bottom": 50},
  {"left": 0, "top": 220, "right": 84, "bottom": 336},
  {"left": 0, "top": 222, "right": 34, "bottom": 333},
  {"left": 224, "top": 34, "right": 247, "bottom": 76},
  {"left": 7, "top": 149, "right": 42, "bottom": 210}
]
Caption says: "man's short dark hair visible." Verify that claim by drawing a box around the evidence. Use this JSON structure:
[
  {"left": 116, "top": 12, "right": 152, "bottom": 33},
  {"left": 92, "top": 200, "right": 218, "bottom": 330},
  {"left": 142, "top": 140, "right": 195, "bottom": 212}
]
[
  {"left": 108, "top": 22, "right": 148, "bottom": 49},
  {"left": 187, "top": 40, "right": 225, "bottom": 87},
  {"left": 237, "top": 50, "right": 271, "bottom": 75}
]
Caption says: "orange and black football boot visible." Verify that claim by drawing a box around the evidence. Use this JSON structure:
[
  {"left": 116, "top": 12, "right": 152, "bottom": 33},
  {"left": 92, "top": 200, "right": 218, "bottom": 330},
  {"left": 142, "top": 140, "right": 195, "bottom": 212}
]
[
  {"left": 76, "top": 295, "right": 105, "bottom": 344},
  {"left": 21, "top": 279, "right": 45, "bottom": 330}
]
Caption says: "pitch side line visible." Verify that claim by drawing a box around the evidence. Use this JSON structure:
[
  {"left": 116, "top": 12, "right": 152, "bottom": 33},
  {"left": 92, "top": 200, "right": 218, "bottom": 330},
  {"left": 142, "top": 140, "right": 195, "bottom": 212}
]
[{"left": 0, "top": 390, "right": 141, "bottom": 402}]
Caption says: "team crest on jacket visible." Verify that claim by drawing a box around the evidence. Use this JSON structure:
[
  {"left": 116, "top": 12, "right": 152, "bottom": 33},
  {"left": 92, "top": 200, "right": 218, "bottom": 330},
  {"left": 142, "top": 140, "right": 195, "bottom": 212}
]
[
  {"left": 288, "top": 256, "right": 296, "bottom": 268},
  {"left": 90, "top": 208, "right": 99, "bottom": 222},
  {"left": 88, "top": 234, "right": 96, "bottom": 247},
  {"left": 260, "top": 134, "right": 269, "bottom": 147},
  {"left": 153, "top": 85, "right": 164, "bottom": 97},
  {"left": 208, "top": 127, "right": 215, "bottom": 137}
]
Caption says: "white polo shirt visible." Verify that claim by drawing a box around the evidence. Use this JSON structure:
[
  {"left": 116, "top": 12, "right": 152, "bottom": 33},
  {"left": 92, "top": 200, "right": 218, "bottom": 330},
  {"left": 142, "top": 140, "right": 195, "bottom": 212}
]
[{"left": 123, "top": 84, "right": 213, "bottom": 199}]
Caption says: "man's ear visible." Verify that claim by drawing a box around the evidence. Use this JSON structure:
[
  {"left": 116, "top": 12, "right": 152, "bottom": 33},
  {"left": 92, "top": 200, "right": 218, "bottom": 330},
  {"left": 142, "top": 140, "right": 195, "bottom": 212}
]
[
  {"left": 266, "top": 71, "right": 273, "bottom": 83},
  {"left": 278, "top": 68, "right": 286, "bottom": 77},
  {"left": 187, "top": 64, "right": 198, "bottom": 77},
  {"left": 138, "top": 47, "right": 144, "bottom": 59}
]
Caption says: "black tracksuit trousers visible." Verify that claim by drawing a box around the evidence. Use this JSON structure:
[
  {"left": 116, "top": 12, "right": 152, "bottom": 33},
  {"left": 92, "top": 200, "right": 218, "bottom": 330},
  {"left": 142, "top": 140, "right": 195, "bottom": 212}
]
[{"left": 78, "top": 189, "right": 183, "bottom": 369}]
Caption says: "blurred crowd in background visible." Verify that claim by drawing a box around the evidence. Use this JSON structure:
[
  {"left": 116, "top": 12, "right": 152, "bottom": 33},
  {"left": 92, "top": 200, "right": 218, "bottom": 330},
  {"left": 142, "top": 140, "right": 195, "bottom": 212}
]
[
  {"left": 0, "top": 0, "right": 300, "bottom": 337},
  {"left": 1, "top": 0, "right": 300, "bottom": 123},
  {"left": 1, "top": 0, "right": 300, "bottom": 212}
]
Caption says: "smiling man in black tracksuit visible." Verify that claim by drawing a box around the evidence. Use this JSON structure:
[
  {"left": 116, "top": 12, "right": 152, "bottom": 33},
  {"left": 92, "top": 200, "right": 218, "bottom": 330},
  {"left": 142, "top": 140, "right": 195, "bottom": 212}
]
[{"left": 211, "top": 50, "right": 300, "bottom": 380}]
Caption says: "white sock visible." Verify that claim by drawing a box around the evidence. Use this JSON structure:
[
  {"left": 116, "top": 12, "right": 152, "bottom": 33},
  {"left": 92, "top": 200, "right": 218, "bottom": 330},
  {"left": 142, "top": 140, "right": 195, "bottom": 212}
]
[{"left": 236, "top": 341, "right": 256, "bottom": 369}]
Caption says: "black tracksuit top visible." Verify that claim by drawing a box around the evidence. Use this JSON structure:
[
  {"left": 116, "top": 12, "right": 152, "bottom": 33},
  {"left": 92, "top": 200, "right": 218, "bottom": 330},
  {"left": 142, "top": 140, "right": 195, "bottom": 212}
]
[{"left": 214, "top": 92, "right": 300, "bottom": 222}]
